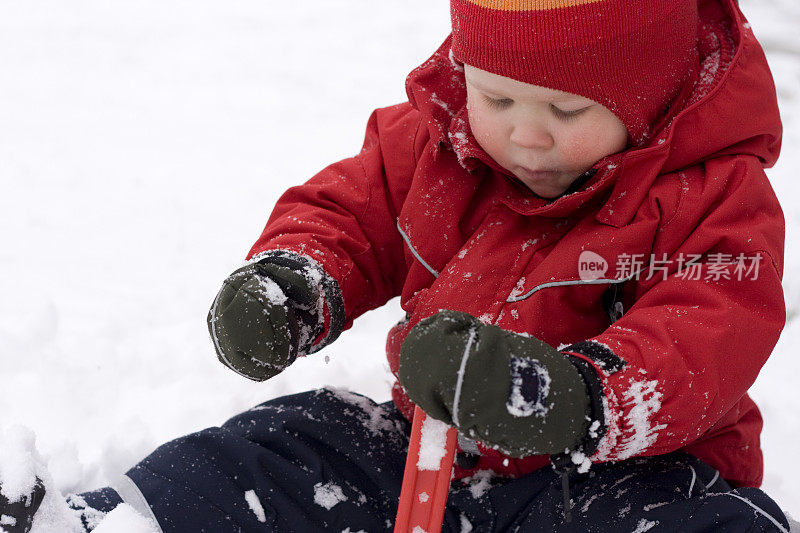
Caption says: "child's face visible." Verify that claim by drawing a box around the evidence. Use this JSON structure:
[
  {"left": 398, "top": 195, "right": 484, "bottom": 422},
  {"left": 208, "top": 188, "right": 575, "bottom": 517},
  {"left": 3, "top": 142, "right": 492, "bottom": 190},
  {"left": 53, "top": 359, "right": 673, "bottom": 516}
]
[{"left": 464, "top": 64, "right": 628, "bottom": 198}]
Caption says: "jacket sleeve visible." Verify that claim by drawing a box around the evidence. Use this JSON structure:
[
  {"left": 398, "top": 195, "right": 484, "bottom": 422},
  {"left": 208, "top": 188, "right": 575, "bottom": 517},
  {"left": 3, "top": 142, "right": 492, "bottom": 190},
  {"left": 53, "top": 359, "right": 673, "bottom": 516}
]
[
  {"left": 563, "top": 157, "right": 785, "bottom": 468},
  {"left": 246, "top": 102, "right": 425, "bottom": 350}
]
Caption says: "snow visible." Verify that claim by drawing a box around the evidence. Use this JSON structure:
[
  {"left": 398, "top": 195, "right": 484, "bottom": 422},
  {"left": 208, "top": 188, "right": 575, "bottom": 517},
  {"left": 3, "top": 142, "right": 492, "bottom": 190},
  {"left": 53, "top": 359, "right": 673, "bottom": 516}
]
[
  {"left": 616, "top": 378, "right": 667, "bottom": 460},
  {"left": 631, "top": 518, "right": 658, "bottom": 533},
  {"left": 244, "top": 490, "right": 266, "bottom": 523},
  {"left": 416, "top": 416, "right": 450, "bottom": 471},
  {"left": 459, "top": 513, "right": 474, "bottom": 532},
  {"left": 0, "top": 428, "right": 87, "bottom": 533},
  {"left": 65, "top": 494, "right": 107, "bottom": 532},
  {"left": 506, "top": 357, "right": 551, "bottom": 418},
  {"left": 587, "top": 419, "right": 601, "bottom": 439},
  {"left": 253, "top": 276, "right": 288, "bottom": 307},
  {"left": 326, "top": 387, "right": 402, "bottom": 436},
  {"left": 461, "top": 470, "right": 493, "bottom": 499},
  {"left": 0, "top": 0, "right": 798, "bottom": 528},
  {"left": 90, "top": 504, "right": 159, "bottom": 533},
  {"left": 570, "top": 450, "right": 592, "bottom": 474},
  {"left": 0, "top": 427, "right": 39, "bottom": 503},
  {"left": 313, "top": 481, "right": 347, "bottom": 511}
]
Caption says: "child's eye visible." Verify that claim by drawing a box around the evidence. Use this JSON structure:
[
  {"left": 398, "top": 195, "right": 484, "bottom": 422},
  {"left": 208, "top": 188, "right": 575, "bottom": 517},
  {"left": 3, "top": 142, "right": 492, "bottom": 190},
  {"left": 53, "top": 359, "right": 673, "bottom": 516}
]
[
  {"left": 482, "top": 94, "right": 513, "bottom": 110},
  {"left": 550, "top": 104, "right": 590, "bottom": 121}
]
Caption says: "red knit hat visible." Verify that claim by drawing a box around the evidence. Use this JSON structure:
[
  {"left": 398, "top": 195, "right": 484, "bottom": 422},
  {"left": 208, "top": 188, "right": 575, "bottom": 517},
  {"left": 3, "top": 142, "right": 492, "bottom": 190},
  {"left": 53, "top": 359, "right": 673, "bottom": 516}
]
[{"left": 450, "top": 0, "right": 700, "bottom": 144}]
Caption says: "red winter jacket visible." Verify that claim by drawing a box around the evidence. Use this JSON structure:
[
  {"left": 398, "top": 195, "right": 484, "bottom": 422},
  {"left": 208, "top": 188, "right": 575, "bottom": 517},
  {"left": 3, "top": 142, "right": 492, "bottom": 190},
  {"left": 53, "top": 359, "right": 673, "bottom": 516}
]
[{"left": 248, "top": 0, "right": 783, "bottom": 487}]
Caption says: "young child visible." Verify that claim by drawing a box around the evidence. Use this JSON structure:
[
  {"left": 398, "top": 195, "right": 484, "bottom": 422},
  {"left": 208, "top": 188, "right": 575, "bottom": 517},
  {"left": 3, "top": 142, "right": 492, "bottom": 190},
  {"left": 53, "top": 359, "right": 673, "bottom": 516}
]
[{"left": 2, "top": 0, "right": 792, "bottom": 531}]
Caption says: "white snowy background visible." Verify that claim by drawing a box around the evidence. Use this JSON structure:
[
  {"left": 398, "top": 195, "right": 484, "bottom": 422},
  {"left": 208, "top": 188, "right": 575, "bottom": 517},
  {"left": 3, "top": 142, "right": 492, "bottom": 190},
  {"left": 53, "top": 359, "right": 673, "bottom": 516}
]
[{"left": 0, "top": 0, "right": 797, "bottom": 527}]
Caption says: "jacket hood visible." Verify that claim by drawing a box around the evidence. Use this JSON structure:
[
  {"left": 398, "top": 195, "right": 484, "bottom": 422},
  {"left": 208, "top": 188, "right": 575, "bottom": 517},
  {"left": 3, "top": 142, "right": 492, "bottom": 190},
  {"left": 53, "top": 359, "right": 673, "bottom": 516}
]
[{"left": 404, "top": 0, "right": 782, "bottom": 225}]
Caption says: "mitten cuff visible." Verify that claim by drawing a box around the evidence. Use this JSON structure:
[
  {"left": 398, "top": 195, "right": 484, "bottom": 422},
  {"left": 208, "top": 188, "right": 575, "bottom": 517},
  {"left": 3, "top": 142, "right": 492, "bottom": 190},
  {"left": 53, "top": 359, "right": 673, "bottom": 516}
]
[
  {"left": 559, "top": 340, "right": 628, "bottom": 469},
  {"left": 561, "top": 355, "right": 607, "bottom": 457}
]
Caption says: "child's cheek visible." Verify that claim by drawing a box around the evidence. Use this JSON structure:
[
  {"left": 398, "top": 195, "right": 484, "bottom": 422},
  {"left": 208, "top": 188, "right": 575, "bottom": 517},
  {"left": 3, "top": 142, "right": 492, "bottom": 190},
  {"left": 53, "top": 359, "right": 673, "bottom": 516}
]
[
  {"left": 470, "top": 111, "right": 499, "bottom": 152},
  {"left": 563, "top": 122, "right": 616, "bottom": 167},
  {"left": 466, "top": 102, "right": 483, "bottom": 137},
  {"left": 563, "top": 131, "right": 597, "bottom": 164}
]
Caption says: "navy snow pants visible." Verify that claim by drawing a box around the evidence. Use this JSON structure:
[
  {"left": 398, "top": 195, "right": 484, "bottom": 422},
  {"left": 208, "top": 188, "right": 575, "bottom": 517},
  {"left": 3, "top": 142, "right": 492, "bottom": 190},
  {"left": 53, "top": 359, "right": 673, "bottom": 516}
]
[{"left": 80, "top": 388, "right": 791, "bottom": 532}]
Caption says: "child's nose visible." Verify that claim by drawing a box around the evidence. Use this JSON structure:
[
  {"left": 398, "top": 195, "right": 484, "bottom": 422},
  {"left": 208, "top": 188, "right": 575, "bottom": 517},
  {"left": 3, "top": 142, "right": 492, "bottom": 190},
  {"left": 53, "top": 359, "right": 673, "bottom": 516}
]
[{"left": 509, "top": 119, "right": 554, "bottom": 150}]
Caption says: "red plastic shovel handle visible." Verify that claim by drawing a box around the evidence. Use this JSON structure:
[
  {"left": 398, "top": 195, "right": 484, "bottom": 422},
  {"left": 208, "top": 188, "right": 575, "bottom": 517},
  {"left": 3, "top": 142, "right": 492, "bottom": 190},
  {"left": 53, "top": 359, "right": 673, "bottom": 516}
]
[{"left": 394, "top": 406, "right": 458, "bottom": 533}]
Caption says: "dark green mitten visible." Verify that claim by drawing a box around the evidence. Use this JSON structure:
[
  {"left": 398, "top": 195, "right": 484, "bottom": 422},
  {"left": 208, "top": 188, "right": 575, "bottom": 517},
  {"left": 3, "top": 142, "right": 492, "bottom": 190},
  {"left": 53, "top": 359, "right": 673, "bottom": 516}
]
[
  {"left": 399, "top": 310, "right": 592, "bottom": 457},
  {"left": 207, "top": 260, "right": 321, "bottom": 381}
]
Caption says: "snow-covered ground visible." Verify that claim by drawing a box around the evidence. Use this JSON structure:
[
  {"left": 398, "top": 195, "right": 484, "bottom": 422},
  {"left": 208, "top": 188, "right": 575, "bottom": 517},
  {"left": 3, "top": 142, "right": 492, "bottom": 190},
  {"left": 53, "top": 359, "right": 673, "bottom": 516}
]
[{"left": 0, "top": 0, "right": 797, "bottom": 527}]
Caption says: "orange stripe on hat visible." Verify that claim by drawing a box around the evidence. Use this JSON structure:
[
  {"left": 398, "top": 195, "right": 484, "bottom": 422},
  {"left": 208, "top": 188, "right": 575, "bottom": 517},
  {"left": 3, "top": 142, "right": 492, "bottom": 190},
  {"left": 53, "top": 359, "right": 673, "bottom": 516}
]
[{"left": 464, "top": 0, "right": 602, "bottom": 10}]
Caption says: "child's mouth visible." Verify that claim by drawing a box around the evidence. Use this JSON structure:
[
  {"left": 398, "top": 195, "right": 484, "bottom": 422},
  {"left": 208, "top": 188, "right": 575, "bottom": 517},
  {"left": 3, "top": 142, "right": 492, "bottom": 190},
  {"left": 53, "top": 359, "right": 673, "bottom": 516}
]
[{"left": 517, "top": 167, "right": 560, "bottom": 182}]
